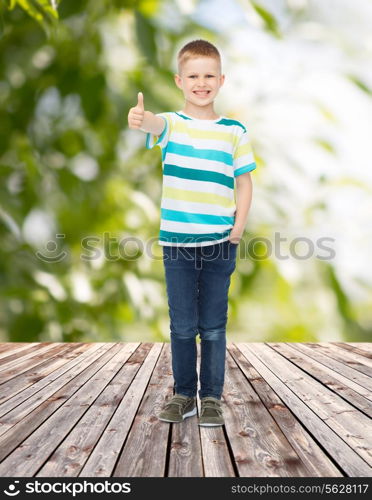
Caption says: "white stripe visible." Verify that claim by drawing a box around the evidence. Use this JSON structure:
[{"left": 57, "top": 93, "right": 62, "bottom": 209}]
[
  {"left": 162, "top": 175, "right": 234, "bottom": 199},
  {"left": 234, "top": 152, "right": 255, "bottom": 168},
  {"left": 174, "top": 114, "right": 241, "bottom": 133},
  {"left": 159, "top": 236, "right": 230, "bottom": 247},
  {"left": 160, "top": 219, "right": 233, "bottom": 234},
  {"left": 161, "top": 197, "right": 236, "bottom": 217},
  {"left": 169, "top": 130, "right": 236, "bottom": 151}
]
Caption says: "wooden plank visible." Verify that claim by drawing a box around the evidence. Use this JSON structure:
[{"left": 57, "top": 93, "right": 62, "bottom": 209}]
[
  {"left": 333, "top": 343, "right": 372, "bottom": 359},
  {"left": 168, "top": 341, "right": 204, "bottom": 477},
  {"left": 0, "top": 343, "right": 90, "bottom": 407},
  {"left": 235, "top": 343, "right": 372, "bottom": 477},
  {"left": 269, "top": 343, "right": 372, "bottom": 417},
  {"left": 289, "top": 343, "right": 372, "bottom": 393},
  {"left": 249, "top": 343, "right": 372, "bottom": 466},
  {"left": 0, "top": 344, "right": 100, "bottom": 418},
  {"left": 79, "top": 343, "right": 163, "bottom": 477},
  {"left": 348, "top": 343, "right": 372, "bottom": 353},
  {"left": 0, "top": 343, "right": 117, "bottom": 460},
  {"left": 228, "top": 344, "right": 343, "bottom": 477},
  {"left": 36, "top": 343, "right": 151, "bottom": 476},
  {"left": 0, "top": 343, "right": 59, "bottom": 370},
  {"left": 0, "top": 343, "right": 68, "bottom": 382},
  {"left": 0, "top": 343, "right": 39, "bottom": 359},
  {"left": 322, "top": 343, "right": 372, "bottom": 368},
  {"left": 0, "top": 342, "right": 369, "bottom": 477},
  {"left": 0, "top": 344, "right": 21, "bottom": 355},
  {"left": 0, "top": 343, "right": 137, "bottom": 476},
  {"left": 224, "top": 349, "right": 311, "bottom": 477},
  {"left": 301, "top": 343, "right": 372, "bottom": 378},
  {"left": 112, "top": 343, "right": 174, "bottom": 477}
]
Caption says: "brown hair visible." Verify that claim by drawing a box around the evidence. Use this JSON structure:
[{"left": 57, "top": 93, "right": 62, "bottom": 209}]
[{"left": 177, "top": 39, "right": 221, "bottom": 75}]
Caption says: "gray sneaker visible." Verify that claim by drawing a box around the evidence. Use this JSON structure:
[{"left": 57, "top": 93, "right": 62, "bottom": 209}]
[
  {"left": 158, "top": 393, "right": 197, "bottom": 423},
  {"left": 198, "top": 396, "right": 224, "bottom": 426}
]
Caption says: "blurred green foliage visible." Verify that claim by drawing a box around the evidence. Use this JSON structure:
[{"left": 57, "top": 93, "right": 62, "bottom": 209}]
[{"left": 0, "top": 0, "right": 370, "bottom": 343}]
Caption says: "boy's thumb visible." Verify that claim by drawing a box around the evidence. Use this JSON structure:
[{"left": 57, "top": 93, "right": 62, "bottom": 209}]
[{"left": 137, "top": 91, "right": 144, "bottom": 109}]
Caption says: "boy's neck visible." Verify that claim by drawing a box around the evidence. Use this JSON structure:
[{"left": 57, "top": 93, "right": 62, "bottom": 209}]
[{"left": 181, "top": 102, "right": 220, "bottom": 120}]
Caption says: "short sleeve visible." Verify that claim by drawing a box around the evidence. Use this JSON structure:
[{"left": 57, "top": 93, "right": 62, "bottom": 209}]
[
  {"left": 233, "top": 128, "right": 256, "bottom": 177},
  {"left": 145, "top": 112, "right": 172, "bottom": 150}
]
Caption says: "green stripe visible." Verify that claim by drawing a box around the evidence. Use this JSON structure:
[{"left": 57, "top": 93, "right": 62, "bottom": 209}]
[
  {"left": 163, "top": 164, "right": 234, "bottom": 189},
  {"left": 160, "top": 229, "right": 231, "bottom": 244},
  {"left": 218, "top": 118, "right": 246, "bottom": 131},
  {"left": 175, "top": 112, "right": 192, "bottom": 120}
]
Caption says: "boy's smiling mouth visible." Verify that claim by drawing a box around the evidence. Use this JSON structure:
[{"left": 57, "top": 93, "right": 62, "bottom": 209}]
[{"left": 193, "top": 90, "right": 211, "bottom": 97}]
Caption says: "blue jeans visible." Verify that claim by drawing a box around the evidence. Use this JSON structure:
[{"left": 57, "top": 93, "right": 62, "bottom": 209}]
[{"left": 162, "top": 240, "right": 238, "bottom": 400}]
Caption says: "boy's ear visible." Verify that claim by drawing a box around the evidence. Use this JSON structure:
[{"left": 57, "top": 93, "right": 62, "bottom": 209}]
[
  {"left": 174, "top": 74, "right": 182, "bottom": 89},
  {"left": 220, "top": 74, "right": 225, "bottom": 86}
]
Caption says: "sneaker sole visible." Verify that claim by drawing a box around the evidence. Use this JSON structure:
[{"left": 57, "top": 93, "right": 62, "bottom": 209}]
[
  {"left": 158, "top": 406, "right": 197, "bottom": 423},
  {"left": 198, "top": 422, "right": 224, "bottom": 427}
]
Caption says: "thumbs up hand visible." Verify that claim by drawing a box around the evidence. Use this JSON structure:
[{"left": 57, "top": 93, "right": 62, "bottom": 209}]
[{"left": 128, "top": 92, "right": 145, "bottom": 129}]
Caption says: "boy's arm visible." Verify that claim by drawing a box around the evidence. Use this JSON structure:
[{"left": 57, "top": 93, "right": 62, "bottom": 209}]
[
  {"left": 127, "top": 92, "right": 165, "bottom": 136},
  {"left": 140, "top": 111, "right": 165, "bottom": 136},
  {"left": 230, "top": 172, "right": 253, "bottom": 244}
]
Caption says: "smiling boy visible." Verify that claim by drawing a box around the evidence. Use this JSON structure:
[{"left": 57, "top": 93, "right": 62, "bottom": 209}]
[{"left": 128, "top": 39, "right": 256, "bottom": 426}]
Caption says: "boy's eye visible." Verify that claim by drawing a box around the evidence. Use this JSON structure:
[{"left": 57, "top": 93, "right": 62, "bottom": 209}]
[{"left": 188, "top": 75, "right": 215, "bottom": 78}]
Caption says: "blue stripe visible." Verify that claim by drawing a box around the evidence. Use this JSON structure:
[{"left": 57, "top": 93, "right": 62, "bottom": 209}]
[
  {"left": 145, "top": 116, "right": 168, "bottom": 149},
  {"left": 234, "top": 163, "right": 256, "bottom": 177},
  {"left": 160, "top": 228, "right": 232, "bottom": 244},
  {"left": 167, "top": 142, "right": 233, "bottom": 165},
  {"left": 161, "top": 208, "right": 235, "bottom": 225},
  {"left": 163, "top": 164, "right": 234, "bottom": 189}
]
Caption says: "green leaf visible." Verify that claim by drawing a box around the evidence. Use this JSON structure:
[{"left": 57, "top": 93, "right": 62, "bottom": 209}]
[
  {"left": 251, "top": 1, "right": 280, "bottom": 37},
  {"left": 7, "top": 0, "right": 59, "bottom": 25},
  {"left": 134, "top": 10, "right": 158, "bottom": 67},
  {"left": 314, "top": 138, "right": 335, "bottom": 154},
  {"left": 347, "top": 74, "right": 372, "bottom": 95}
]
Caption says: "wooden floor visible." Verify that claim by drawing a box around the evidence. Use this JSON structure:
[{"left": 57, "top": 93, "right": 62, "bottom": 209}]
[{"left": 0, "top": 342, "right": 371, "bottom": 477}]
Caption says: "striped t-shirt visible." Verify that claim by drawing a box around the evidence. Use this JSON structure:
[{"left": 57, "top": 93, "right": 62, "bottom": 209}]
[{"left": 145, "top": 110, "right": 256, "bottom": 247}]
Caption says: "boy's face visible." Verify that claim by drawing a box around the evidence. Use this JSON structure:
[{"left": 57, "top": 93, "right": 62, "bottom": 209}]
[{"left": 174, "top": 56, "right": 225, "bottom": 107}]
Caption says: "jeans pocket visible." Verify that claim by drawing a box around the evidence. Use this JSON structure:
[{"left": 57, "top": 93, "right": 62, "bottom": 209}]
[{"left": 228, "top": 240, "right": 239, "bottom": 247}]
